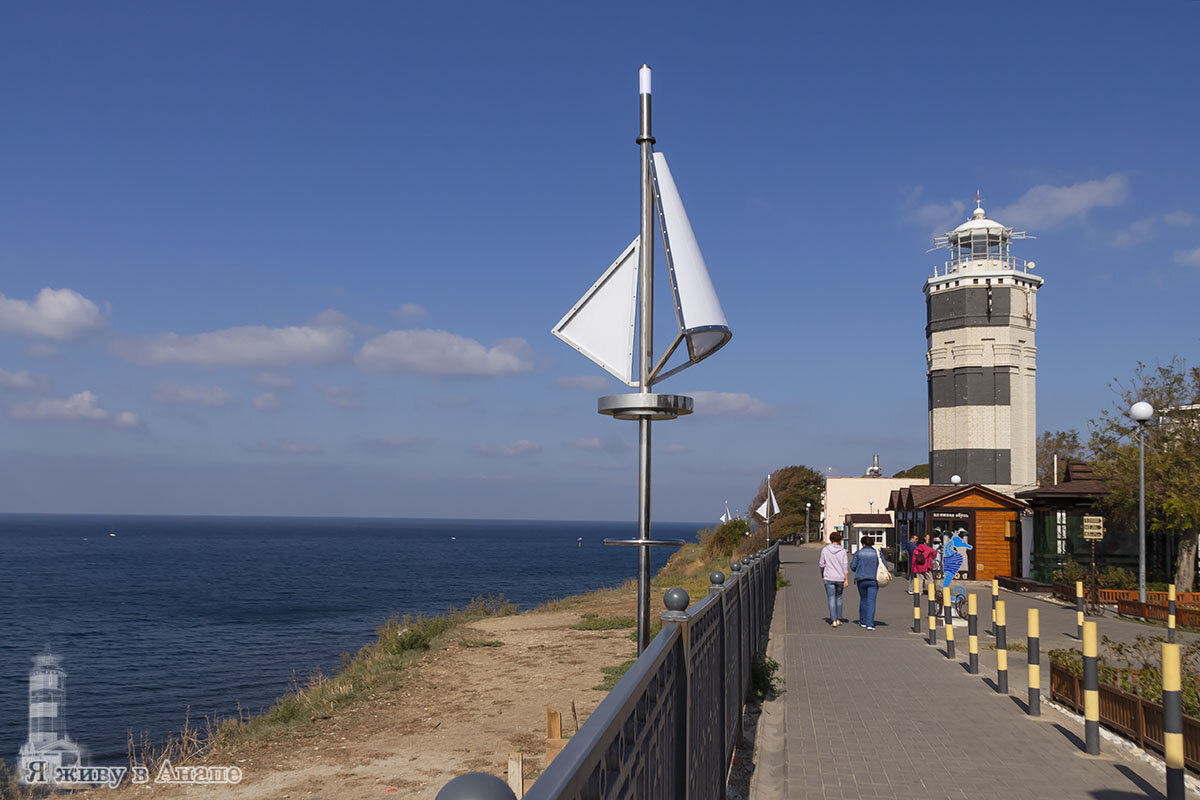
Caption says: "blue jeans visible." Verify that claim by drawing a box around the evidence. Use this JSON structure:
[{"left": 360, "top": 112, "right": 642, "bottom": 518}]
[
  {"left": 824, "top": 580, "right": 844, "bottom": 623},
  {"left": 858, "top": 579, "right": 878, "bottom": 627}
]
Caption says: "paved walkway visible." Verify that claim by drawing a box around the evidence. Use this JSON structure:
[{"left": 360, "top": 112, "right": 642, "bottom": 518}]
[{"left": 754, "top": 544, "right": 1181, "bottom": 800}]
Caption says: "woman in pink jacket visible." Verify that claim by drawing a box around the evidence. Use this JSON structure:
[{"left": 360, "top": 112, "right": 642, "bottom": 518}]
[{"left": 817, "top": 531, "right": 849, "bottom": 626}]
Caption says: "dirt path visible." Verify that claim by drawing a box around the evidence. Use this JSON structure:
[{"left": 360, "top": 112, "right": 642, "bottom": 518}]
[{"left": 77, "top": 607, "right": 639, "bottom": 800}]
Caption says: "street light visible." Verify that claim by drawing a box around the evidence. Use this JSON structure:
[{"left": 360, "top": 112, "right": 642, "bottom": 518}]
[
  {"left": 806, "top": 502, "right": 812, "bottom": 543},
  {"left": 1130, "top": 401, "right": 1154, "bottom": 603}
]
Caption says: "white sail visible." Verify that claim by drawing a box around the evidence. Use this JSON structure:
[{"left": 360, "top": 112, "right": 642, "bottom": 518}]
[
  {"left": 768, "top": 485, "right": 780, "bottom": 516},
  {"left": 755, "top": 485, "right": 781, "bottom": 520},
  {"left": 551, "top": 238, "right": 640, "bottom": 386},
  {"left": 646, "top": 152, "right": 731, "bottom": 384}
]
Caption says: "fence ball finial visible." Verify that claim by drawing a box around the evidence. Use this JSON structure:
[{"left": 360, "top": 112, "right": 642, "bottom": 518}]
[
  {"left": 710, "top": 570, "right": 726, "bottom": 587},
  {"left": 741, "top": 557, "right": 751, "bottom": 567},
  {"left": 435, "top": 772, "right": 518, "bottom": 800},
  {"left": 731, "top": 562, "right": 741, "bottom": 572},
  {"left": 664, "top": 587, "right": 690, "bottom": 612}
]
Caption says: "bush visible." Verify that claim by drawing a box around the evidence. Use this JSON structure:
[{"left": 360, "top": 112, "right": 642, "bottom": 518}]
[
  {"left": 1053, "top": 560, "right": 1088, "bottom": 585},
  {"left": 1099, "top": 566, "right": 1137, "bottom": 590},
  {"left": 1049, "top": 635, "right": 1200, "bottom": 716},
  {"left": 748, "top": 653, "right": 783, "bottom": 701},
  {"left": 593, "top": 659, "right": 636, "bottom": 691},
  {"left": 700, "top": 519, "right": 752, "bottom": 561},
  {"left": 571, "top": 614, "right": 636, "bottom": 631}
]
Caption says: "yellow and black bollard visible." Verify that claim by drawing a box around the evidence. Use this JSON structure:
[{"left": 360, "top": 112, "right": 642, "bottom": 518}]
[
  {"left": 943, "top": 586, "right": 955, "bottom": 658},
  {"left": 991, "top": 577, "right": 999, "bottom": 637},
  {"left": 927, "top": 581, "right": 937, "bottom": 646},
  {"left": 1027, "top": 608, "right": 1040, "bottom": 716},
  {"left": 1076, "top": 580, "right": 1084, "bottom": 640},
  {"left": 967, "top": 593, "right": 979, "bottom": 674},
  {"left": 1168, "top": 584, "right": 1177, "bottom": 644},
  {"left": 912, "top": 577, "right": 921, "bottom": 634},
  {"left": 995, "top": 600, "right": 1008, "bottom": 694},
  {"left": 1083, "top": 621, "right": 1100, "bottom": 755},
  {"left": 1163, "top": 642, "right": 1185, "bottom": 799}
]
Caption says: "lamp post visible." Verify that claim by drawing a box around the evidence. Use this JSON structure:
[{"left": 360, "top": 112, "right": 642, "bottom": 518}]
[
  {"left": 1130, "top": 401, "right": 1154, "bottom": 604},
  {"left": 806, "top": 502, "right": 812, "bottom": 543}
]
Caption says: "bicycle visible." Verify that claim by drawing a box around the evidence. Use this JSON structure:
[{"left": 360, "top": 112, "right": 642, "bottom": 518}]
[{"left": 931, "top": 584, "right": 968, "bottom": 620}]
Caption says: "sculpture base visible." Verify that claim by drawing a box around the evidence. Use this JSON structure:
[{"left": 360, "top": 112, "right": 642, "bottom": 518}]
[{"left": 597, "top": 393, "right": 693, "bottom": 421}]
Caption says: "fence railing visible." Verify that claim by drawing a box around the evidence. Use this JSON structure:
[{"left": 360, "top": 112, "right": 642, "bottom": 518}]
[
  {"left": 437, "top": 544, "right": 781, "bottom": 800},
  {"left": 1104, "top": 589, "right": 1200, "bottom": 605},
  {"left": 1050, "top": 661, "right": 1200, "bottom": 771},
  {"left": 1117, "top": 599, "right": 1200, "bottom": 628}
]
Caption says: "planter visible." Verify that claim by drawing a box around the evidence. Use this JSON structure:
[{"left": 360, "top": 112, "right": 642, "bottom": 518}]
[{"left": 1049, "top": 661, "right": 1200, "bottom": 771}]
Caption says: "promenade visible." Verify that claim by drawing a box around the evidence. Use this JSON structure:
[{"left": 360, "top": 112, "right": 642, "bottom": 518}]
[{"left": 752, "top": 543, "right": 1188, "bottom": 800}]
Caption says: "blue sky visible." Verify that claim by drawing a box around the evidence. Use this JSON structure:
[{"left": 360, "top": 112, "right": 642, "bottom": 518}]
[{"left": 1, "top": 3, "right": 1197, "bottom": 520}]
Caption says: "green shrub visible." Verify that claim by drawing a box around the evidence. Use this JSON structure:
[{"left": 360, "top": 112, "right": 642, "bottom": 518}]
[
  {"left": 748, "top": 653, "right": 783, "bottom": 701},
  {"left": 700, "top": 519, "right": 751, "bottom": 561},
  {"left": 593, "top": 660, "right": 636, "bottom": 691},
  {"left": 776, "top": 571, "right": 791, "bottom": 589},
  {"left": 1099, "top": 566, "right": 1137, "bottom": 590},
  {"left": 1049, "top": 635, "right": 1200, "bottom": 716},
  {"left": 1053, "top": 560, "right": 1088, "bottom": 585},
  {"left": 461, "top": 639, "right": 503, "bottom": 648}
]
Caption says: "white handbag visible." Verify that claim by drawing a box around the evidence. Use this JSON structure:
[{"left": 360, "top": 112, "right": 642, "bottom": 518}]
[{"left": 874, "top": 548, "right": 892, "bottom": 587}]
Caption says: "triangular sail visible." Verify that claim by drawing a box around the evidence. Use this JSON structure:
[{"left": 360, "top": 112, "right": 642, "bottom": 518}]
[
  {"left": 646, "top": 152, "right": 731, "bottom": 385},
  {"left": 768, "top": 486, "right": 780, "bottom": 517},
  {"left": 551, "top": 238, "right": 640, "bottom": 386}
]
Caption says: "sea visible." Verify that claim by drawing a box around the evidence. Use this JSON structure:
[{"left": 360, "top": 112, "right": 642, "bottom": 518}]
[{"left": 0, "top": 514, "right": 702, "bottom": 764}]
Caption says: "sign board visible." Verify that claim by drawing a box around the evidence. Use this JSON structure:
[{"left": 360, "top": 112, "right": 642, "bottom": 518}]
[{"left": 1082, "top": 515, "right": 1105, "bottom": 541}]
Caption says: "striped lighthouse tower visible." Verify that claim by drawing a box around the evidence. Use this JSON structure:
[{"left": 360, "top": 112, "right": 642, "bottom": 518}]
[
  {"left": 18, "top": 648, "right": 82, "bottom": 783},
  {"left": 926, "top": 195, "right": 1044, "bottom": 494}
]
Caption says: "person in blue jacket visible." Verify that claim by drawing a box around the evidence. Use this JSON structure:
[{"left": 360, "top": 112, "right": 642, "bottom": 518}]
[{"left": 850, "top": 535, "right": 889, "bottom": 630}]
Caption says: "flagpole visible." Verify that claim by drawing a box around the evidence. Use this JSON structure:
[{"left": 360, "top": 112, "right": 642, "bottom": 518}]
[
  {"left": 766, "top": 474, "right": 772, "bottom": 547},
  {"left": 635, "top": 64, "right": 656, "bottom": 655}
]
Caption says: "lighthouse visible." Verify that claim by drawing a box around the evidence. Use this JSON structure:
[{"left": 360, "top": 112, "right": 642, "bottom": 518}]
[
  {"left": 926, "top": 199, "right": 1043, "bottom": 494},
  {"left": 18, "top": 648, "right": 82, "bottom": 782}
]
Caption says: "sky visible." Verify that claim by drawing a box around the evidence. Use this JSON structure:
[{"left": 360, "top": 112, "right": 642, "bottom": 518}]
[{"left": 1, "top": 3, "right": 1198, "bottom": 521}]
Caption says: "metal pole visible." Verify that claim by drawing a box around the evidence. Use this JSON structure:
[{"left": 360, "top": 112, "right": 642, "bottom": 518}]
[
  {"left": 635, "top": 65, "right": 655, "bottom": 655},
  {"left": 1138, "top": 422, "right": 1147, "bottom": 604},
  {"left": 1083, "top": 621, "right": 1100, "bottom": 755},
  {"left": 1027, "top": 608, "right": 1040, "bottom": 716},
  {"left": 806, "top": 507, "right": 810, "bottom": 543},
  {"left": 1164, "top": 642, "right": 1185, "bottom": 800}
]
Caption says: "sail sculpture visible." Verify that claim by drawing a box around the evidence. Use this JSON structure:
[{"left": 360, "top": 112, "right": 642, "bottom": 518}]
[
  {"left": 552, "top": 66, "right": 733, "bottom": 653},
  {"left": 719, "top": 500, "right": 731, "bottom": 525},
  {"left": 755, "top": 474, "right": 782, "bottom": 545}
]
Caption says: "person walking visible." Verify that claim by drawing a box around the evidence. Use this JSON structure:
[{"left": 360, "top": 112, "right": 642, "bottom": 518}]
[
  {"left": 850, "top": 535, "right": 889, "bottom": 630},
  {"left": 903, "top": 533, "right": 919, "bottom": 581},
  {"left": 818, "top": 531, "right": 849, "bottom": 626},
  {"left": 912, "top": 533, "right": 937, "bottom": 595}
]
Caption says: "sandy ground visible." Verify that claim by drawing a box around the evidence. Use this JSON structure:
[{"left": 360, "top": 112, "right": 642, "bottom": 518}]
[{"left": 76, "top": 607, "right": 641, "bottom": 800}]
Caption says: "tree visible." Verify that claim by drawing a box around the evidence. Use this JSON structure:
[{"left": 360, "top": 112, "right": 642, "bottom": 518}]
[
  {"left": 1036, "top": 429, "right": 1086, "bottom": 486},
  {"left": 747, "top": 465, "right": 824, "bottom": 540},
  {"left": 892, "top": 463, "right": 929, "bottom": 479},
  {"left": 1089, "top": 358, "right": 1200, "bottom": 591}
]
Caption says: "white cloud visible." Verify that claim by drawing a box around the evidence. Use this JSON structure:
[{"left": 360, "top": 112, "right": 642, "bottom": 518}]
[
  {"left": 474, "top": 439, "right": 541, "bottom": 457},
  {"left": 8, "top": 390, "right": 140, "bottom": 429},
  {"left": 0, "top": 288, "right": 106, "bottom": 341},
  {"left": 901, "top": 187, "right": 967, "bottom": 234},
  {"left": 356, "top": 330, "right": 533, "bottom": 377},
  {"left": 555, "top": 375, "right": 612, "bottom": 392},
  {"left": 255, "top": 371, "right": 295, "bottom": 391},
  {"left": 690, "top": 391, "right": 772, "bottom": 418},
  {"left": 568, "top": 436, "right": 630, "bottom": 453},
  {"left": 393, "top": 303, "right": 427, "bottom": 325},
  {"left": 663, "top": 443, "right": 691, "bottom": 454},
  {"left": 1174, "top": 247, "right": 1200, "bottom": 268},
  {"left": 253, "top": 392, "right": 282, "bottom": 412},
  {"left": 242, "top": 440, "right": 322, "bottom": 456},
  {"left": 323, "top": 385, "right": 363, "bottom": 410},
  {"left": 0, "top": 368, "right": 44, "bottom": 394},
  {"left": 114, "top": 324, "right": 352, "bottom": 367},
  {"left": 362, "top": 434, "right": 433, "bottom": 452},
  {"left": 994, "top": 173, "right": 1129, "bottom": 230},
  {"left": 153, "top": 383, "right": 236, "bottom": 407},
  {"left": 1165, "top": 211, "right": 1196, "bottom": 227},
  {"left": 1108, "top": 217, "right": 1157, "bottom": 248}
]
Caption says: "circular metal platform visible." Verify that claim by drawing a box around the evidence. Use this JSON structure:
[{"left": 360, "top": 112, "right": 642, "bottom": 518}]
[
  {"left": 597, "top": 393, "right": 693, "bottom": 421},
  {"left": 603, "top": 538, "right": 686, "bottom": 548}
]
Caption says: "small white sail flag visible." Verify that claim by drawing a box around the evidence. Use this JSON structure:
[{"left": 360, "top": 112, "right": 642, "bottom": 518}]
[
  {"left": 719, "top": 499, "right": 731, "bottom": 524},
  {"left": 551, "top": 238, "right": 640, "bottom": 385},
  {"left": 755, "top": 485, "right": 781, "bottom": 521},
  {"left": 647, "top": 152, "right": 731, "bottom": 384}
]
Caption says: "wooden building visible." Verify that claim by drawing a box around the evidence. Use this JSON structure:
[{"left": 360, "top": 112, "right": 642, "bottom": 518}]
[{"left": 889, "top": 484, "right": 1027, "bottom": 581}]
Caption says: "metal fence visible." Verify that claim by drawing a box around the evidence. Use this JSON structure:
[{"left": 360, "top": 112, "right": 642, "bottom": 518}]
[{"left": 438, "top": 544, "right": 781, "bottom": 800}]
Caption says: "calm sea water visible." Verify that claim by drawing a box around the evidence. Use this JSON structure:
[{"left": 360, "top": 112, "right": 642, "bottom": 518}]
[{"left": 0, "top": 514, "right": 700, "bottom": 763}]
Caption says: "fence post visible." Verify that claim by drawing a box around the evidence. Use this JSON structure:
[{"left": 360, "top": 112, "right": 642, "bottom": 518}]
[
  {"left": 912, "top": 577, "right": 921, "bottom": 634},
  {"left": 996, "top": 600, "right": 1008, "bottom": 694},
  {"left": 1027, "top": 608, "right": 1040, "bottom": 716},
  {"left": 1168, "top": 584, "right": 1177, "bottom": 643},
  {"left": 1083, "top": 621, "right": 1100, "bottom": 755},
  {"left": 927, "top": 581, "right": 937, "bottom": 646},
  {"left": 991, "top": 578, "right": 999, "bottom": 637},
  {"left": 1076, "top": 580, "right": 1084, "bottom": 641},
  {"left": 1163, "top": 642, "right": 1185, "bottom": 800},
  {"left": 943, "top": 586, "right": 955, "bottom": 659},
  {"left": 967, "top": 593, "right": 979, "bottom": 674}
]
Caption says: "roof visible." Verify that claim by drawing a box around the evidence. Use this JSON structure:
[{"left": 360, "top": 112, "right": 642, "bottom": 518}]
[
  {"left": 950, "top": 207, "right": 1008, "bottom": 236},
  {"left": 846, "top": 513, "right": 893, "bottom": 525},
  {"left": 1015, "top": 461, "right": 1109, "bottom": 501},
  {"left": 889, "top": 483, "right": 1026, "bottom": 511}
]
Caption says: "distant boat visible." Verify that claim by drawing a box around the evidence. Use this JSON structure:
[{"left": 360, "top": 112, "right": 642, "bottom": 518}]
[
  {"left": 577, "top": 537, "right": 583, "bottom": 548},
  {"left": 109, "top": 532, "right": 117, "bottom": 537},
  {"left": 450, "top": 537, "right": 456, "bottom": 541}
]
